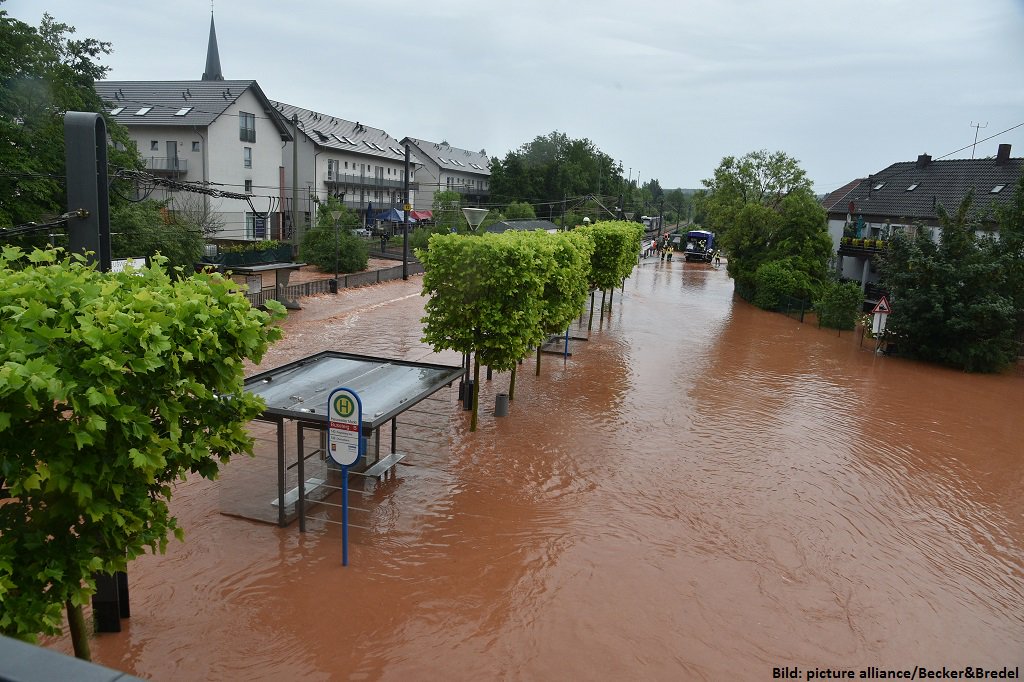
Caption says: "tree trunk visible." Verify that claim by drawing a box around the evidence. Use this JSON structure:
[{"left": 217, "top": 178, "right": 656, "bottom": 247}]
[
  {"left": 536, "top": 345, "right": 542, "bottom": 376},
  {"left": 470, "top": 353, "right": 481, "bottom": 431},
  {"left": 588, "top": 290, "right": 596, "bottom": 332},
  {"left": 608, "top": 288, "right": 614, "bottom": 314},
  {"left": 66, "top": 600, "right": 91, "bottom": 661},
  {"left": 509, "top": 365, "right": 517, "bottom": 401}
]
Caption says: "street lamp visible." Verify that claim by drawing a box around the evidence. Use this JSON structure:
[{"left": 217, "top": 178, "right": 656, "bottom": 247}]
[
  {"left": 461, "top": 207, "right": 489, "bottom": 234},
  {"left": 329, "top": 208, "right": 342, "bottom": 292}
]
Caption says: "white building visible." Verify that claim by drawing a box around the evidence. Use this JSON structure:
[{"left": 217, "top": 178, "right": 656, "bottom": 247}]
[
  {"left": 401, "top": 138, "right": 491, "bottom": 209},
  {"left": 271, "top": 101, "right": 421, "bottom": 234},
  {"left": 95, "top": 16, "right": 291, "bottom": 241}
]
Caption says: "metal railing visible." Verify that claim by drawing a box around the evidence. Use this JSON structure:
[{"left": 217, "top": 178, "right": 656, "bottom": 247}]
[
  {"left": 324, "top": 173, "right": 417, "bottom": 190},
  {"left": 244, "top": 262, "right": 426, "bottom": 307},
  {"left": 145, "top": 156, "right": 187, "bottom": 173}
]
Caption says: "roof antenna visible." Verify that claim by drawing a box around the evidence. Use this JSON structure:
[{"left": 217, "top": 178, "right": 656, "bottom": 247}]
[{"left": 970, "top": 121, "right": 988, "bottom": 159}]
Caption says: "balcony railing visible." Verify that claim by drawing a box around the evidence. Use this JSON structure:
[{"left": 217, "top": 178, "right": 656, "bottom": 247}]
[
  {"left": 145, "top": 157, "right": 187, "bottom": 174},
  {"left": 838, "top": 236, "right": 888, "bottom": 257},
  {"left": 324, "top": 172, "right": 416, "bottom": 191}
]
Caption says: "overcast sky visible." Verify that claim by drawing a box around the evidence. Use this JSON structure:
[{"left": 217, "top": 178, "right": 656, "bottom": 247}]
[{"left": 8, "top": 0, "right": 1024, "bottom": 194}]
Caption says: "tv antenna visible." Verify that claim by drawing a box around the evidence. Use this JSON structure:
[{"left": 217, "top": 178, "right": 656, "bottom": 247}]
[{"left": 970, "top": 121, "right": 988, "bottom": 158}]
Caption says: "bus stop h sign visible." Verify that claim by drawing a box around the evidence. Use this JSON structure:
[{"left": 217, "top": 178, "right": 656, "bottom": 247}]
[{"left": 328, "top": 388, "right": 362, "bottom": 467}]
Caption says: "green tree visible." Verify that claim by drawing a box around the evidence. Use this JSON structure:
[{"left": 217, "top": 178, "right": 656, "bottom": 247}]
[
  {"left": 418, "top": 232, "right": 551, "bottom": 430},
  {"left": 878, "top": 192, "right": 1020, "bottom": 372},
  {"left": 815, "top": 280, "right": 864, "bottom": 330},
  {"left": 703, "top": 151, "right": 829, "bottom": 304},
  {"left": 488, "top": 131, "right": 622, "bottom": 210},
  {"left": 299, "top": 197, "right": 367, "bottom": 273},
  {"left": 504, "top": 201, "right": 536, "bottom": 220},
  {"left": 0, "top": 8, "right": 139, "bottom": 228},
  {"left": 527, "top": 230, "right": 594, "bottom": 376},
  {"left": 0, "top": 247, "right": 284, "bottom": 657},
  {"left": 432, "top": 190, "right": 463, "bottom": 232},
  {"left": 110, "top": 199, "right": 204, "bottom": 271},
  {"left": 665, "top": 189, "right": 688, "bottom": 226}
]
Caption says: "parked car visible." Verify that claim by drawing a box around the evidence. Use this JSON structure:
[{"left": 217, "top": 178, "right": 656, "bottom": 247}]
[{"left": 353, "top": 227, "right": 372, "bottom": 238}]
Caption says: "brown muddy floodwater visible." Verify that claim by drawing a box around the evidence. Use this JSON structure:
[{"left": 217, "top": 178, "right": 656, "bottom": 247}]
[{"left": 50, "top": 258, "right": 1023, "bottom": 680}]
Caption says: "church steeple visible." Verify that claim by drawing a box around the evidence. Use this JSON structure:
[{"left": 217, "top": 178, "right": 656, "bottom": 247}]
[{"left": 202, "top": 11, "right": 224, "bottom": 81}]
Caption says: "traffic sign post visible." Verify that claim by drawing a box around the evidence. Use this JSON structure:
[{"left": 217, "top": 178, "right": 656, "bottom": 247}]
[
  {"left": 870, "top": 296, "right": 892, "bottom": 353},
  {"left": 328, "top": 387, "right": 362, "bottom": 565}
]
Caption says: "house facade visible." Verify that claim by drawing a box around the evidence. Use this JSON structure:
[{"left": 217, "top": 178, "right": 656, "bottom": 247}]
[
  {"left": 401, "top": 138, "right": 491, "bottom": 209},
  {"left": 271, "top": 101, "right": 420, "bottom": 236},
  {"left": 824, "top": 144, "right": 1022, "bottom": 290},
  {"left": 96, "top": 79, "right": 292, "bottom": 241}
]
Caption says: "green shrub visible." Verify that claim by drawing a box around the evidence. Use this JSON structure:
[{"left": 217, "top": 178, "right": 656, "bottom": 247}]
[
  {"left": 815, "top": 280, "right": 864, "bottom": 329},
  {"left": 752, "top": 260, "right": 799, "bottom": 310},
  {"left": 299, "top": 227, "right": 368, "bottom": 274}
]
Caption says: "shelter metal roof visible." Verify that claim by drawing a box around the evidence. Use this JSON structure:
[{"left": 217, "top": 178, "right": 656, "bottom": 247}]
[{"left": 244, "top": 351, "right": 463, "bottom": 430}]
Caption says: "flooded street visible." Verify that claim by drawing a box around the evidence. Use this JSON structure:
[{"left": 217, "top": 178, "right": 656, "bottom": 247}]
[{"left": 56, "top": 259, "right": 1023, "bottom": 680}]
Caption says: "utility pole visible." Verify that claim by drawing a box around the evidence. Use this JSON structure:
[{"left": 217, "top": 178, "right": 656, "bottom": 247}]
[
  {"left": 970, "top": 121, "right": 988, "bottom": 159},
  {"left": 291, "top": 114, "right": 299, "bottom": 253}
]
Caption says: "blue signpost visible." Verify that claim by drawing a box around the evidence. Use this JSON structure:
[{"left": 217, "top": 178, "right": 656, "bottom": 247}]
[{"left": 328, "top": 387, "right": 362, "bottom": 566}]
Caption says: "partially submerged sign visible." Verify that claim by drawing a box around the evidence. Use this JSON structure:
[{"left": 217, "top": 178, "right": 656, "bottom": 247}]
[
  {"left": 871, "top": 296, "right": 892, "bottom": 336},
  {"left": 328, "top": 387, "right": 362, "bottom": 467}
]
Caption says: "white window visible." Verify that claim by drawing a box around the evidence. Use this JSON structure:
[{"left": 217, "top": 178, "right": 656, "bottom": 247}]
[
  {"left": 110, "top": 107, "right": 124, "bottom": 115},
  {"left": 134, "top": 107, "right": 152, "bottom": 116},
  {"left": 150, "top": 141, "right": 159, "bottom": 151},
  {"left": 244, "top": 179, "right": 253, "bottom": 194},
  {"left": 192, "top": 141, "right": 200, "bottom": 152},
  {"left": 243, "top": 147, "right": 252, "bottom": 168},
  {"left": 174, "top": 107, "right": 192, "bottom": 116}
]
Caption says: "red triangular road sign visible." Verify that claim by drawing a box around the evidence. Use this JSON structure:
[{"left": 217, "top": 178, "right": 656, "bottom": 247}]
[{"left": 871, "top": 296, "right": 892, "bottom": 314}]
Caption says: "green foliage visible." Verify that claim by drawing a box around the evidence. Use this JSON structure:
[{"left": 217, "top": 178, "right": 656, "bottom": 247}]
[
  {"left": 220, "top": 239, "right": 283, "bottom": 254},
  {"left": 577, "top": 220, "right": 643, "bottom": 291},
  {"left": 410, "top": 223, "right": 450, "bottom": 252},
  {"left": 878, "top": 190, "right": 1022, "bottom": 372},
  {"left": 815, "top": 280, "right": 864, "bottom": 329},
  {"left": 110, "top": 199, "right": 204, "bottom": 271},
  {"left": 0, "top": 10, "right": 138, "bottom": 227},
  {"left": 488, "top": 131, "right": 622, "bottom": 210},
  {"left": 432, "top": 191, "right": 463, "bottom": 232},
  {"left": 526, "top": 231, "right": 594, "bottom": 335},
  {"left": 752, "top": 260, "right": 800, "bottom": 310},
  {"left": 704, "top": 151, "right": 830, "bottom": 306},
  {"left": 0, "top": 247, "right": 284, "bottom": 641},
  {"left": 299, "top": 198, "right": 367, "bottom": 273},
  {"left": 504, "top": 201, "right": 536, "bottom": 220}
]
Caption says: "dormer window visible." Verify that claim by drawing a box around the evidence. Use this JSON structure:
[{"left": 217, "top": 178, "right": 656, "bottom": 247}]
[
  {"left": 991, "top": 184, "right": 1006, "bottom": 193},
  {"left": 906, "top": 183, "right": 919, "bottom": 191},
  {"left": 110, "top": 107, "right": 125, "bottom": 115},
  {"left": 872, "top": 182, "right": 886, "bottom": 191},
  {"left": 134, "top": 107, "right": 152, "bottom": 116}
]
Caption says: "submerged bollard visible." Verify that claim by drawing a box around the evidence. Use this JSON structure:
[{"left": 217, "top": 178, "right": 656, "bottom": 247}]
[{"left": 494, "top": 393, "right": 510, "bottom": 417}]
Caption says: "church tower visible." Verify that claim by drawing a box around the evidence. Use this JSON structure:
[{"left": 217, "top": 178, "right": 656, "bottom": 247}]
[{"left": 201, "top": 11, "right": 224, "bottom": 81}]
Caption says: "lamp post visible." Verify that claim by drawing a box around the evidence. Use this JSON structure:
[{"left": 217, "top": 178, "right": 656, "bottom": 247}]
[
  {"left": 330, "top": 208, "right": 342, "bottom": 292},
  {"left": 461, "top": 207, "right": 489, "bottom": 235}
]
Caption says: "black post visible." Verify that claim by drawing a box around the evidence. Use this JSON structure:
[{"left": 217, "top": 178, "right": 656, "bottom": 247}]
[
  {"left": 403, "top": 145, "right": 410, "bottom": 280},
  {"left": 64, "top": 112, "right": 111, "bottom": 271}
]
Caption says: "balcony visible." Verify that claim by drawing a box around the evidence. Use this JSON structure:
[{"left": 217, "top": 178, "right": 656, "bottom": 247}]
[
  {"left": 145, "top": 156, "right": 187, "bottom": 175},
  {"left": 838, "top": 236, "right": 888, "bottom": 258},
  {"left": 324, "top": 172, "right": 417, "bottom": 191}
]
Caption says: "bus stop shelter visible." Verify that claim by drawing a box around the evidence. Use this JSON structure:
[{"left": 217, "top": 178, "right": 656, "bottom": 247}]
[{"left": 241, "top": 351, "right": 463, "bottom": 530}]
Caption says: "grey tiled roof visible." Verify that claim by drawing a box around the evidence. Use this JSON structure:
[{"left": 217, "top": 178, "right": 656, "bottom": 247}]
[
  {"left": 270, "top": 101, "right": 421, "bottom": 165},
  {"left": 825, "top": 154, "right": 1023, "bottom": 223},
  {"left": 96, "top": 80, "right": 291, "bottom": 138},
  {"left": 402, "top": 138, "right": 491, "bottom": 177}
]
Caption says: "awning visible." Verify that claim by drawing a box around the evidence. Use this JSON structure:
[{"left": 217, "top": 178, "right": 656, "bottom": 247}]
[
  {"left": 373, "top": 208, "right": 416, "bottom": 223},
  {"left": 410, "top": 210, "right": 433, "bottom": 221}
]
